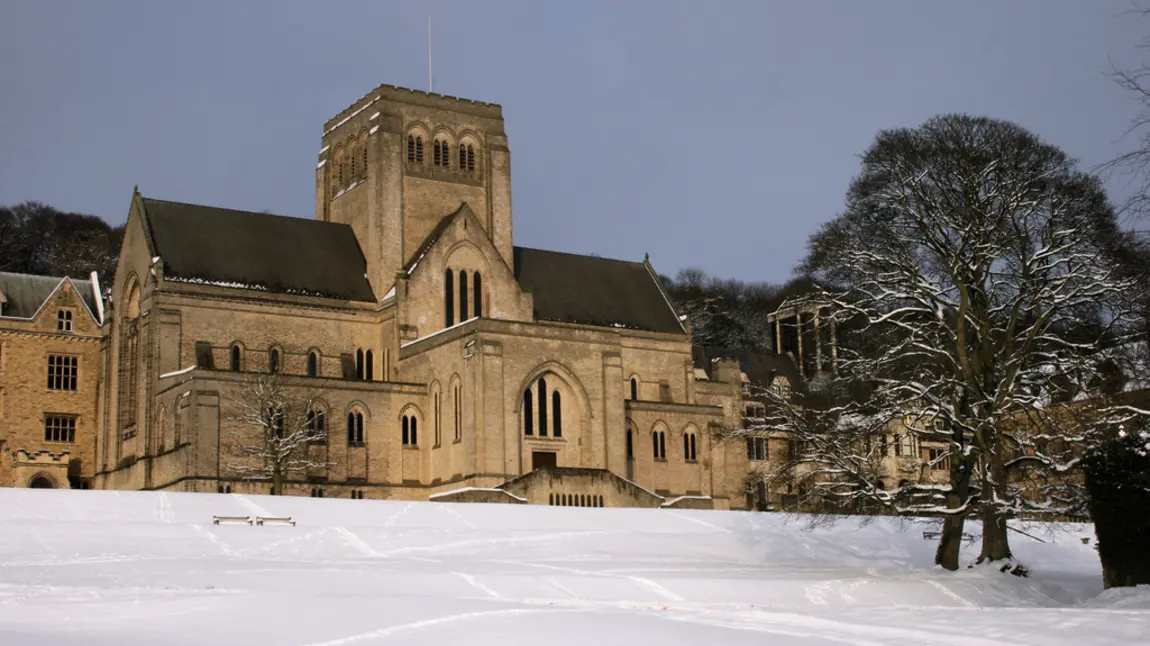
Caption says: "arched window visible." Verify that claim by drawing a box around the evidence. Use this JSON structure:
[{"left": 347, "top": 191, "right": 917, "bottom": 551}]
[
  {"left": 356, "top": 349, "right": 364, "bottom": 380},
  {"left": 459, "top": 144, "right": 467, "bottom": 170},
  {"left": 454, "top": 384, "right": 462, "bottom": 441},
  {"left": 549, "top": 493, "right": 554, "bottom": 506},
  {"left": 653, "top": 431, "right": 666, "bottom": 460},
  {"left": 365, "top": 350, "right": 374, "bottom": 381},
  {"left": 401, "top": 414, "right": 419, "bottom": 446},
  {"left": 416, "top": 137, "right": 423, "bottom": 162},
  {"left": 361, "top": 146, "right": 368, "bottom": 178},
  {"left": 440, "top": 140, "right": 450, "bottom": 167},
  {"left": 459, "top": 270, "right": 469, "bottom": 320},
  {"left": 626, "top": 428, "right": 633, "bottom": 459},
  {"left": 434, "top": 392, "right": 440, "bottom": 447},
  {"left": 473, "top": 273, "right": 482, "bottom": 317},
  {"left": 466, "top": 145, "right": 475, "bottom": 172},
  {"left": 347, "top": 411, "right": 364, "bottom": 446},
  {"left": 410, "top": 416, "right": 418, "bottom": 445},
  {"left": 598, "top": 495, "right": 604, "bottom": 507},
  {"left": 307, "top": 351, "right": 318, "bottom": 377},
  {"left": 231, "top": 345, "right": 242, "bottom": 371},
  {"left": 684, "top": 432, "right": 697, "bottom": 461},
  {"left": 537, "top": 378, "right": 548, "bottom": 437},
  {"left": 408, "top": 136, "right": 416, "bottom": 162},
  {"left": 402, "top": 416, "right": 409, "bottom": 445},
  {"left": 523, "top": 389, "right": 534, "bottom": 435},
  {"left": 307, "top": 407, "right": 326, "bottom": 441},
  {"left": 552, "top": 391, "right": 562, "bottom": 437},
  {"left": 350, "top": 147, "right": 358, "bottom": 181},
  {"left": 630, "top": 378, "right": 638, "bottom": 401},
  {"left": 269, "top": 347, "right": 280, "bottom": 373},
  {"left": 444, "top": 270, "right": 455, "bottom": 327}
]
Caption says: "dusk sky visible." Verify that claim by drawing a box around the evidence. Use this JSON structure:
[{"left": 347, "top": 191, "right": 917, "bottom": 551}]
[{"left": 1, "top": 0, "right": 1146, "bottom": 283}]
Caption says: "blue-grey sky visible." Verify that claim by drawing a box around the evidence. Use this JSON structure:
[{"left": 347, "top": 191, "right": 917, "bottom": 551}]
[{"left": 0, "top": 0, "right": 1145, "bottom": 283}]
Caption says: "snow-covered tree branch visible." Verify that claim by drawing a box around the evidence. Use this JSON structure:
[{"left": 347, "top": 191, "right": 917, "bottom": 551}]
[
  {"left": 789, "top": 114, "right": 1148, "bottom": 571},
  {"left": 224, "top": 373, "right": 332, "bottom": 495}
]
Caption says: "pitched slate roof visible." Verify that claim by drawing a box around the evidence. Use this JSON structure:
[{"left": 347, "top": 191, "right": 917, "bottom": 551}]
[
  {"left": 513, "top": 246, "right": 685, "bottom": 334},
  {"left": 0, "top": 272, "right": 99, "bottom": 320},
  {"left": 141, "top": 198, "right": 376, "bottom": 302},
  {"left": 692, "top": 346, "right": 802, "bottom": 388}
]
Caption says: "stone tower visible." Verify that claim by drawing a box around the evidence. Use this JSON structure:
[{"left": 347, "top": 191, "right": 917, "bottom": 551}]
[{"left": 315, "top": 84, "right": 513, "bottom": 297}]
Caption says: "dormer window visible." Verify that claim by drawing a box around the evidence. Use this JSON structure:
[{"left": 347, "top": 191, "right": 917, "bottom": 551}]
[{"left": 56, "top": 310, "right": 73, "bottom": 332}]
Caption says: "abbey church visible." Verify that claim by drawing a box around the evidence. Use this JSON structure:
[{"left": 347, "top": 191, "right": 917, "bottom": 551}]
[{"left": 0, "top": 82, "right": 814, "bottom": 509}]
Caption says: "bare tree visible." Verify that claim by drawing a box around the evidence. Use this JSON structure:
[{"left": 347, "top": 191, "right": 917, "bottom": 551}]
[
  {"left": 1102, "top": 3, "right": 1150, "bottom": 221},
  {"left": 225, "top": 373, "right": 331, "bottom": 495},
  {"left": 787, "top": 114, "right": 1145, "bottom": 571}
]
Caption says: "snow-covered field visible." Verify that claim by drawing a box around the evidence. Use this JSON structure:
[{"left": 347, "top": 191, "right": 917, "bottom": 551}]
[{"left": 0, "top": 489, "right": 1146, "bottom": 645}]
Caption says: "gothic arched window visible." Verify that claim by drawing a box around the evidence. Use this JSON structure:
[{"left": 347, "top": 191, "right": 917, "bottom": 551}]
[
  {"left": 473, "top": 273, "right": 482, "bottom": 318},
  {"left": 537, "top": 378, "right": 548, "bottom": 437},
  {"left": 408, "top": 136, "right": 415, "bottom": 162},
  {"left": 466, "top": 145, "right": 475, "bottom": 172},
  {"left": 444, "top": 269, "right": 455, "bottom": 327},
  {"left": 307, "top": 351, "right": 318, "bottom": 378},
  {"left": 269, "top": 347, "right": 280, "bottom": 373},
  {"left": 630, "top": 378, "right": 638, "bottom": 401},
  {"left": 523, "top": 389, "right": 533, "bottom": 436},
  {"left": 459, "top": 270, "right": 469, "bottom": 320},
  {"left": 231, "top": 344, "right": 242, "bottom": 371},
  {"left": 552, "top": 391, "right": 562, "bottom": 438},
  {"left": 365, "top": 350, "right": 374, "bottom": 381},
  {"left": 347, "top": 411, "right": 364, "bottom": 446},
  {"left": 356, "top": 349, "right": 364, "bottom": 380}
]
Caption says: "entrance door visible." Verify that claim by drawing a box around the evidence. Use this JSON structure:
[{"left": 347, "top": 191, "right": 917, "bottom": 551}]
[{"left": 532, "top": 451, "right": 557, "bottom": 471}]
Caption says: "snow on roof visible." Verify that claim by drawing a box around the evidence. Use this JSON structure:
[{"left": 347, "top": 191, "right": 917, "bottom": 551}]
[
  {"left": 428, "top": 487, "right": 527, "bottom": 502},
  {"left": 160, "top": 365, "right": 197, "bottom": 379},
  {"left": 402, "top": 316, "right": 479, "bottom": 348},
  {"left": 322, "top": 96, "right": 379, "bottom": 137}
]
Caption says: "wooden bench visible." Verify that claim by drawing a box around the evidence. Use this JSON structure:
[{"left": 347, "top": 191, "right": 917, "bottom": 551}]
[
  {"left": 923, "top": 531, "right": 976, "bottom": 541},
  {"left": 213, "top": 515, "right": 252, "bottom": 525},
  {"left": 255, "top": 516, "right": 296, "bottom": 526}
]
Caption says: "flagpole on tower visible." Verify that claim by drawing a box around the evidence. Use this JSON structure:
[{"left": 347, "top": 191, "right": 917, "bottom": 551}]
[{"left": 428, "top": 13, "right": 434, "bottom": 93}]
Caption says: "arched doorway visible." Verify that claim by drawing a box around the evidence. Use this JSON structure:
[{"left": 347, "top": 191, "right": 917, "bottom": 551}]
[{"left": 29, "top": 475, "right": 55, "bottom": 489}]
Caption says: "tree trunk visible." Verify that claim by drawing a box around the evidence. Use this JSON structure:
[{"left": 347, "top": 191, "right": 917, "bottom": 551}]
[
  {"left": 978, "top": 510, "right": 1012, "bottom": 563},
  {"left": 976, "top": 450, "right": 1012, "bottom": 564},
  {"left": 935, "top": 508, "right": 965, "bottom": 571},
  {"left": 272, "top": 468, "right": 282, "bottom": 496}
]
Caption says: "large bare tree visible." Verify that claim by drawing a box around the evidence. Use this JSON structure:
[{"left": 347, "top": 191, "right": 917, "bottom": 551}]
[
  {"left": 778, "top": 114, "right": 1145, "bottom": 571},
  {"left": 225, "top": 373, "right": 331, "bottom": 495}
]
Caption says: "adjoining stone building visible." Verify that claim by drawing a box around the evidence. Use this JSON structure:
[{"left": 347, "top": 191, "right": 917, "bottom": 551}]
[{"left": 0, "top": 272, "right": 104, "bottom": 489}]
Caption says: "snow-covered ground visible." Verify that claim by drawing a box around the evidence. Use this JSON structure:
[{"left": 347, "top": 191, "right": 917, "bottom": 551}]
[{"left": 0, "top": 489, "right": 1146, "bottom": 645}]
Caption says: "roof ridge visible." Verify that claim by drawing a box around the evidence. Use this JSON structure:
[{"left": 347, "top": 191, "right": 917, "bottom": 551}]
[
  {"left": 142, "top": 196, "right": 309, "bottom": 222},
  {"left": 514, "top": 245, "right": 643, "bottom": 266}
]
